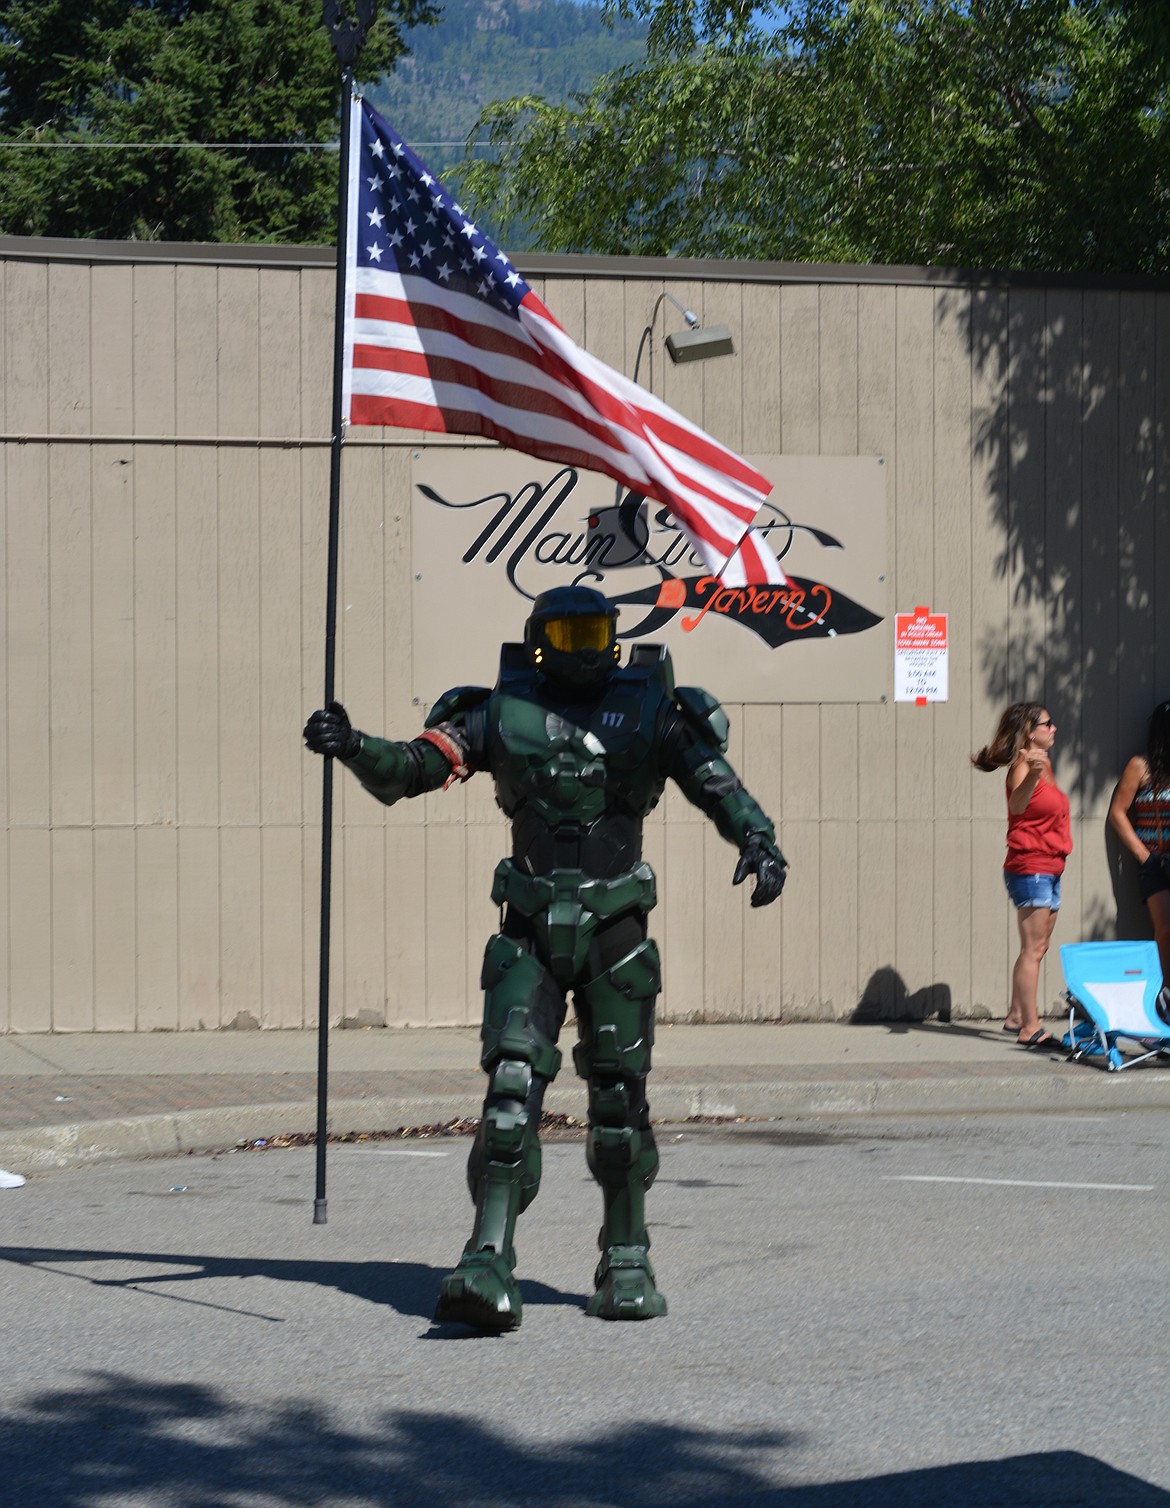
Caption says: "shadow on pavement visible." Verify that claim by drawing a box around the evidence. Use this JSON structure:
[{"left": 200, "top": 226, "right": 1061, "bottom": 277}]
[
  {"left": 0, "top": 1372, "right": 1165, "bottom": 1506},
  {"left": 0, "top": 1244, "right": 576, "bottom": 1323}
]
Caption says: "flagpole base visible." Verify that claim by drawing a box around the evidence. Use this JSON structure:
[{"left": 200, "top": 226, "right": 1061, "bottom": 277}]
[{"left": 313, "top": 1197, "right": 328, "bottom": 1225}]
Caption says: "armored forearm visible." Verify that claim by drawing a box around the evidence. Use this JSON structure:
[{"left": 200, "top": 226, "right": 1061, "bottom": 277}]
[
  {"left": 345, "top": 735, "right": 455, "bottom": 806},
  {"left": 673, "top": 742, "right": 777, "bottom": 851}
]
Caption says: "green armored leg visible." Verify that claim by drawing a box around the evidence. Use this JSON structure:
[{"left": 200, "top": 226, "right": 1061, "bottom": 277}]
[
  {"left": 575, "top": 934, "right": 667, "bottom": 1321},
  {"left": 434, "top": 934, "right": 564, "bottom": 1332}
]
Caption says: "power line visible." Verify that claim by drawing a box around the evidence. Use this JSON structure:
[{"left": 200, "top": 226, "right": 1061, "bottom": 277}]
[{"left": 0, "top": 139, "right": 476, "bottom": 151}]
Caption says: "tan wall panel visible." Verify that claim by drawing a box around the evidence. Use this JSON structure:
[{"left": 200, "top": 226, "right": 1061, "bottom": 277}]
[
  {"left": 5, "top": 260, "right": 48, "bottom": 432},
  {"left": 383, "top": 822, "right": 427, "bottom": 1024},
  {"left": 220, "top": 826, "right": 261, "bottom": 1026},
  {"left": 779, "top": 818, "right": 822, "bottom": 1016},
  {"left": 1, "top": 250, "right": 1165, "bottom": 1031},
  {"left": 7, "top": 445, "right": 51, "bottom": 825},
  {"left": 133, "top": 264, "right": 176, "bottom": 435},
  {"left": 780, "top": 283, "right": 819, "bottom": 452},
  {"left": 299, "top": 270, "right": 333, "bottom": 438},
  {"left": 92, "top": 447, "right": 137, "bottom": 825},
  {"left": 259, "top": 449, "right": 305, "bottom": 825},
  {"left": 893, "top": 288, "right": 936, "bottom": 821},
  {"left": 178, "top": 827, "right": 221, "bottom": 1030},
  {"left": 136, "top": 826, "right": 179, "bottom": 1030},
  {"left": 216, "top": 267, "right": 261, "bottom": 437},
  {"left": 133, "top": 447, "right": 178, "bottom": 825},
  {"left": 424, "top": 822, "right": 469, "bottom": 1024},
  {"left": 857, "top": 819, "right": 898, "bottom": 1013},
  {"left": 819, "top": 820, "right": 860, "bottom": 1014},
  {"left": 259, "top": 823, "right": 304, "bottom": 1030},
  {"left": 8, "top": 828, "right": 50, "bottom": 1032},
  {"left": 49, "top": 444, "right": 93, "bottom": 827},
  {"left": 660, "top": 822, "right": 705, "bottom": 1020},
  {"left": 742, "top": 282, "right": 781, "bottom": 451},
  {"left": 218, "top": 449, "right": 261, "bottom": 826},
  {"left": 933, "top": 290, "right": 974, "bottom": 823},
  {"left": 94, "top": 827, "right": 136, "bottom": 1031},
  {"left": 704, "top": 279, "right": 746, "bottom": 455},
  {"left": 969, "top": 817, "right": 1010, "bottom": 1015},
  {"left": 176, "top": 264, "right": 219, "bottom": 433},
  {"left": 176, "top": 448, "right": 221, "bottom": 825},
  {"left": 259, "top": 270, "right": 303, "bottom": 438},
  {"left": 338, "top": 823, "right": 386, "bottom": 1023},
  {"left": 300, "top": 449, "right": 330, "bottom": 824},
  {"left": 856, "top": 286, "right": 897, "bottom": 828},
  {"left": 819, "top": 282, "right": 859, "bottom": 454},
  {"left": 47, "top": 262, "right": 90, "bottom": 436},
  {"left": 702, "top": 824, "right": 746, "bottom": 1019},
  {"left": 50, "top": 828, "right": 94, "bottom": 1031},
  {"left": 91, "top": 265, "right": 134, "bottom": 434}
]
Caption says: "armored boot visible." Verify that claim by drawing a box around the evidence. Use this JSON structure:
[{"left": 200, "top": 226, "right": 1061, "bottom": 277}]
[
  {"left": 584, "top": 1107, "right": 667, "bottom": 1321},
  {"left": 434, "top": 1058, "right": 545, "bottom": 1332},
  {"left": 437, "top": 935, "right": 566, "bottom": 1331}
]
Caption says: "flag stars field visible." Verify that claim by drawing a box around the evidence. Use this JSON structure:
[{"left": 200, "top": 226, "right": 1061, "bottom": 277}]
[{"left": 343, "top": 95, "right": 787, "bottom": 590}]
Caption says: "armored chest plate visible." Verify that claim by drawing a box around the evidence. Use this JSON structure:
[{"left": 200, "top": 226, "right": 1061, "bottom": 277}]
[{"left": 490, "top": 684, "right": 663, "bottom": 824}]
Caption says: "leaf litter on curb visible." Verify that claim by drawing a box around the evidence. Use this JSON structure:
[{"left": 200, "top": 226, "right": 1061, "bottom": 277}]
[{"left": 229, "top": 1110, "right": 758, "bottom": 1152}]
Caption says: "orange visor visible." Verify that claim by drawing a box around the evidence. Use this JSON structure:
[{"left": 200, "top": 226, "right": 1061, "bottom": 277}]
[{"left": 544, "top": 615, "right": 613, "bottom": 652}]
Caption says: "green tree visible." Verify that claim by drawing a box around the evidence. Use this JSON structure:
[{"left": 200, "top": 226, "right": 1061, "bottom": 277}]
[
  {"left": 461, "top": 0, "right": 1170, "bottom": 271},
  {"left": 0, "top": 0, "right": 436, "bottom": 242}
]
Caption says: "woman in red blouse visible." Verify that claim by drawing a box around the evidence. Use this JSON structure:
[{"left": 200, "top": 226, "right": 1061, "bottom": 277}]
[{"left": 973, "top": 703, "right": 1071, "bottom": 1048}]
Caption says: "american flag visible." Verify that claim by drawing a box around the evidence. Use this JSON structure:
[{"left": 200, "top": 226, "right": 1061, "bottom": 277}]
[{"left": 342, "top": 98, "right": 785, "bottom": 589}]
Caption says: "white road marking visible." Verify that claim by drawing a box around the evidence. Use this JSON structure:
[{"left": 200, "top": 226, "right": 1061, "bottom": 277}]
[
  {"left": 884, "top": 1175, "right": 1153, "bottom": 1192},
  {"left": 340, "top": 1148, "right": 450, "bottom": 1158}
]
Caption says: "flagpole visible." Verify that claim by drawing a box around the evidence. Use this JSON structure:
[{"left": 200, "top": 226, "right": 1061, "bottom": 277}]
[{"left": 316, "top": 0, "right": 376, "bottom": 1226}]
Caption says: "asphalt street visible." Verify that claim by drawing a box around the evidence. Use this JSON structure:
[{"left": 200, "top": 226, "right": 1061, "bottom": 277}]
[{"left": 0, "top": 1108, "right": 1166, "bottom": 1506}]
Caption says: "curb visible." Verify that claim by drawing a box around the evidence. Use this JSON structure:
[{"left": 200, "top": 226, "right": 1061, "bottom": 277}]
[{"left": 3, "top": 1069, "right": 1168, "bottom": 1173}]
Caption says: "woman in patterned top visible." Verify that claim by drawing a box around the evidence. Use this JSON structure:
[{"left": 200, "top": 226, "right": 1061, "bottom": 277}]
[{"left": 1109, "top": 699, "right": 1170, "bottom": 1013}]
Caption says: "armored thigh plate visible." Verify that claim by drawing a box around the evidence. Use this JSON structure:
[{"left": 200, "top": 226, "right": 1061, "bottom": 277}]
[
  {"left": 478, "top": 932, "right": 565, "bottom": 1080},
  {"left": 573, "top": 936, "right": 661, "bottom": 1084}
]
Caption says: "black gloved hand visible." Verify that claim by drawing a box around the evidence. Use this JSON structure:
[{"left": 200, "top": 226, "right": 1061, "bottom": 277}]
[
  {"left": 303, "top": 700, "right": 363, "bottom": 761},
  {"left": 732, "top": 832, "right": 788, "bottom": 907}
]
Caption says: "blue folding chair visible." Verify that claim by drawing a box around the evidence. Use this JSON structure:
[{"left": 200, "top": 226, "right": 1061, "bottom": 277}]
[{"left": 1059, "top": 940, "right": 1170, "bottom": 1071}]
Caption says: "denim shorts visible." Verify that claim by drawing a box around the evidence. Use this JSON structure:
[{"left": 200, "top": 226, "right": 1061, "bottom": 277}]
[{"left": 1003, "top": 871, "right": 1062, "bottom": 911}]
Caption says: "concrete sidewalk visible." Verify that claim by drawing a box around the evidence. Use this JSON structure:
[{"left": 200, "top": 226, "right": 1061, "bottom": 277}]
[{"left": 2, "top": 1018, "right": 1168, "bottom": 1176}]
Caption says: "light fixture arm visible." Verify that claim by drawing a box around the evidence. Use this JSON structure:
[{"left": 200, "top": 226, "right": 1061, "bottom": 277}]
[{"left": 632, "top": 289, "right": 732, "bottom": 386}]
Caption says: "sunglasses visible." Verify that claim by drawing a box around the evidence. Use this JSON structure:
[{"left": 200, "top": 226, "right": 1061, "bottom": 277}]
[{"left": 1034, "top": 718, "right": 1055, "bottom": 728}]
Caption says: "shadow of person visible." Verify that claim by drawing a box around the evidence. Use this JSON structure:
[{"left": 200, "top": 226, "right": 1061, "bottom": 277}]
[
  {"left": 0, "top": 1245, "right": 578, "bottom": 1324},
  {"left": 851, "top": 968, "right": 953, "bottom": 1027}
]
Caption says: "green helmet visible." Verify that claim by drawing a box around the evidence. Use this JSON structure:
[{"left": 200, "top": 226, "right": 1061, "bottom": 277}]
[{"left": 524, "top": 585, "right": 620, "bottom": 690}]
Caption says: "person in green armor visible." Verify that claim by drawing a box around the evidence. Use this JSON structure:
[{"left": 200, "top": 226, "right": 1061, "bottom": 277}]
[{"left": 304, "top": 585, "right": 786, "bottom": 1331}]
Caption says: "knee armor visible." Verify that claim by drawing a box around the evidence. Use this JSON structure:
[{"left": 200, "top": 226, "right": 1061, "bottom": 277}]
[{"left": 468, "top": 933, "right": 567, "bottom": 1215}]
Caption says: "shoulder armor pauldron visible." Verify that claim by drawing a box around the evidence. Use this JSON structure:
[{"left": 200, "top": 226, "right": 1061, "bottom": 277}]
[
  {"left": 674, "top": 685, "right": 730, "bottom": 752},
  {"left": 425, "top": 685, "right": 490, "bottom": 728}
]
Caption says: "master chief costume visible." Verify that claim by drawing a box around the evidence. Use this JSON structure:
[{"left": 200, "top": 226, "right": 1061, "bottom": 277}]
[{"left": 304, "top": 586, "right": 786, "bottom": 1332}]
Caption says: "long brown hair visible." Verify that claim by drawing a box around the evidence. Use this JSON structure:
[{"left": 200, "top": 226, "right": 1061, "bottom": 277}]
[
  {"left": 971, "top": 702, "right": 1047, "bottom": 772},
  {"left": 1147, "top": 700, "right": 1170, "bottom": 790}
]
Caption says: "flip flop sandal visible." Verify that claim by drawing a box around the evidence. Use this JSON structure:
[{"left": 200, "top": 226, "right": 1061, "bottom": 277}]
[{"left": 1018, "top": 1031, "right": 1062, "bottom": 1049}]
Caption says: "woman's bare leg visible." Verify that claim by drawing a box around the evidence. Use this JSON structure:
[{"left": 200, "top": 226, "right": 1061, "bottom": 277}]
[{"left": 1009, "top": 905, "right": 1059, "bottom": 1040}]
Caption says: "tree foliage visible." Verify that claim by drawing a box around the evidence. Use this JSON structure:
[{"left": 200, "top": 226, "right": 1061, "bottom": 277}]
[
  {"left": 461, "top": 0, "right": 1170, "bottom": 271},
  {"left": 0, "top": 0, "right": 437, "bottom": 242}
]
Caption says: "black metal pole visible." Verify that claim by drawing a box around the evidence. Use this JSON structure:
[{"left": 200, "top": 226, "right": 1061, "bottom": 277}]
[{"left": 316, "top": 0, "right": 376, "bottom": 1226}]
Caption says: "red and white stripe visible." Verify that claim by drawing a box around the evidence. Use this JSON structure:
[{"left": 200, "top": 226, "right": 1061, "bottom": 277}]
[{"left": 345, "top": 268, "right": 784, "bottom": 589}]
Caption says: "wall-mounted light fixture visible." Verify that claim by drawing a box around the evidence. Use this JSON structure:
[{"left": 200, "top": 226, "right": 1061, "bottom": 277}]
[{"left": 632, "top": 290, "right": 735, "bottom": 385}]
